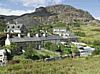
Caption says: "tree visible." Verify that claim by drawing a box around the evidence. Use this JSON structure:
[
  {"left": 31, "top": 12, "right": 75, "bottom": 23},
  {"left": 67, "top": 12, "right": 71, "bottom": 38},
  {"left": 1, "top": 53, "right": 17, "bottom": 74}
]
[
  {"left": 71, "top": 44, "right": 79, "bottom": 57},
  {"left": 92, "top": 49, "right": 100, "bottom": 55},
  {"left": 44, "top": 42, "right": 58, "bottom": 51},
  {"left": 3, "top": 43, "right": 17, "bottom": 61},
  {"left": 58, "top": 43, "right": 72, "bottom": 55},
  {"left": 4, "top": 43, "right": 17, "bottom": 54},
  {"left": 24, "top": 44, "right": 40, "bottom": 60}
]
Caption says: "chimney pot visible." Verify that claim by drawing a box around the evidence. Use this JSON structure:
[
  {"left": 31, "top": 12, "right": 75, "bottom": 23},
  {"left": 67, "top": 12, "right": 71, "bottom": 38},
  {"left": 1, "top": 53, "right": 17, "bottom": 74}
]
[
  {"left": 7, "top": 34, "right": 10, "bottom": 38},
  {"left": 43, "top": 33, "right": 46, "bottom": 37},
  {"left": 36, "top": 34, "right": 39, "bottom": 37},
  {"left": 27, "top": 33, "right": 30, "bottom": 37},
  {"left": 18, "top": 33, "right": 21, "bottom": 38}
]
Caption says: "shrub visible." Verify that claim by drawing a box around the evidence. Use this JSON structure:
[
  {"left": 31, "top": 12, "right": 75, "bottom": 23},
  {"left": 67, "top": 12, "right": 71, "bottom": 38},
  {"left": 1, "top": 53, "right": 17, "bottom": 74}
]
[
  {"left": 24, "top": 44, "right": 40, "bottom": 60},
  {"left": 71, "top": 44, "right": 79, "bottom": 53},
  {"left": 58, "top": 43, "right": 72, "bottom": 54},
  {"left": 44, "top": 42, "right": 58, "bottom": 51},
  {"left": 73, "top": 22, "right": 80, "bottom": 27},
  {"left": 93, "top": 40, "right": 100, "bottom": 46},
  {"left": 91, "top": 28, "right": 100, "bottom": 32},
  {"left": 92, "top": 49, "right": 100, "bottom": 55},
  {"left": 24, "top": 49, "right": 40, "bottom": 60},
  {"left": 8, "top": 60, "right": 20, "bottom": 64},
  {"left": 74, "top": 31, "right": 86, "bottom": 37}
]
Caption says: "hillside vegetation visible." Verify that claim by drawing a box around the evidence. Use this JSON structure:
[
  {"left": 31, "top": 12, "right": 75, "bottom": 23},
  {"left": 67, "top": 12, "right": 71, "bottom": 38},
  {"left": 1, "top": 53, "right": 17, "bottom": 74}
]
[
  {"left": 0, "top": 55, "right": 100, "bottom": 74},
  {"left": 70, "top": 23, "right": 100, "bottom": 49}
]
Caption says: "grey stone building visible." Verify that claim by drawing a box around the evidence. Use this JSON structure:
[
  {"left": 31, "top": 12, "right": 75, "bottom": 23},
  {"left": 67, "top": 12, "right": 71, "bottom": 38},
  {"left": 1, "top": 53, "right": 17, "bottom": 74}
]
[{"left": 5, "top": 33, "right": 65, "bottom": 50}]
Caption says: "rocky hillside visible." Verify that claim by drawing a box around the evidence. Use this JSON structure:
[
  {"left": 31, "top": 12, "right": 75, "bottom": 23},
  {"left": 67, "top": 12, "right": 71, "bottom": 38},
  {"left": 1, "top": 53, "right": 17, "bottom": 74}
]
[
  {"left": 46, "top": 4, "right": 94, "bottom": 22},
  {"left": 0, "top": 4, "right": 97, "bottom": 29}
]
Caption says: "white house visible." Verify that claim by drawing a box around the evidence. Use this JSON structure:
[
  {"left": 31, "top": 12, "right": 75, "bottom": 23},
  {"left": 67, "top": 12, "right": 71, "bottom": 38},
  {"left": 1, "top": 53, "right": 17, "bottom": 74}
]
[
  {"left": 4, "top": 21, "right": 27, "bottom": 34},
  {"left": 53, "top": 28, "right": 69, "bottom": 38},
  {"left": 72, "top": 42, "right": 95, "bottom": 57},
  {"left": 0, "top": 49, "right": 8, "bottom": 66},
  {"left": 79, "top": 46, "right": 95, "bottom": 57},
  {"left": 53, "top": 27, "right": 77, "bottom": 42}
]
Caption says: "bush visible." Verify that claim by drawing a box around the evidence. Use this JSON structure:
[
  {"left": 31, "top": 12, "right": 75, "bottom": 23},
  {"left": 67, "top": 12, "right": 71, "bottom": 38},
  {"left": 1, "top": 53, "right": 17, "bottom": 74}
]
[
  {"left": 71, "top": 44, "right": 79, "bottom": 53},
  {"left": 93, "top": 40, "right": 100, "bottom": 46},
  {"left": 58, "top": 43, "right": 72, "bottom": 54},
  {"left": 44, "top": 42, "right": 58, "bottom": 51},
  {"left": 92, "top": 49, "right": 100, "bottom": 55},
  {"left": 24, "top": 49, "right": 40, "bottom": 60},
  {"left": 74, "top": 31, "right": 86, "bottom": 37},
  {"left": 8, "top": 60, "right": 20, "bottom": 64},
  {"left": 24, "top": 44, "right": 40, "bottom": 60},
  {"left": 91, "top": 28, "right": 100, "bottom": 32},
  {"left": 73, "top": 22, "right": 80, "bottom": 27}
]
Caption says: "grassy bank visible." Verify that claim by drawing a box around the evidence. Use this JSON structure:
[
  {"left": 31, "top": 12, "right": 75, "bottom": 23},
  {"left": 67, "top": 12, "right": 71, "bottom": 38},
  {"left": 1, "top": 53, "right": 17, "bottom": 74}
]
[{"left": 0, "top": 55, "right": 100, "bottom": 74}]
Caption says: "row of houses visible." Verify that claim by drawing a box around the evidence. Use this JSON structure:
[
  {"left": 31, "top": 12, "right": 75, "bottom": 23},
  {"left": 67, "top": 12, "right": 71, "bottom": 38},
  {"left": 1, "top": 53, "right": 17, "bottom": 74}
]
[
  {"left": 4, "top": 21, "right": 77, "bottom": 50},
  {"left": 0, "top": 21, "right": 78, "bottom": 65}
]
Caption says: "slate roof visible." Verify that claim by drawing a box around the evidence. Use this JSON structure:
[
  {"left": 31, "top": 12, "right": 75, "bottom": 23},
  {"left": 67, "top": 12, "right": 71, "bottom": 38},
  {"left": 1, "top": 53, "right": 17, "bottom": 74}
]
[
  {"left": 9, "top": 35, "right": 64, "bottom": 43},
  {"left": 6, "top": 23, "right": 23, "bottom": 31}
]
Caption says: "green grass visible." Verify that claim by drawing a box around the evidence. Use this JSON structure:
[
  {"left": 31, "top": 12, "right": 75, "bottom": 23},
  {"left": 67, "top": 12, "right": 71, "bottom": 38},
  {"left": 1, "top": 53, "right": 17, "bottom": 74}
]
[
  {"left": 38, "top": 49, "right": 60, "bottom": 57},
  {"left": 71, "top": 25, "right": 100, "bottom": 45},
  {"left": 1, "top": 55, "right": 100, "bottom": 74}
]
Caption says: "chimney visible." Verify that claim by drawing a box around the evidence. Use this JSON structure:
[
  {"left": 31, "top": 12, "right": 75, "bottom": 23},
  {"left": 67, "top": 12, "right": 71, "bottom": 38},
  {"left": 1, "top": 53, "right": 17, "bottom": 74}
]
[
  {"left": 59, "top": 33, "right": 62, "bottom": 36},
  {"left": 7, "top": 22, "right": 10, "bottom": 25},
  {"left": 36, "top": 33, "right": 39, "bottom": 37},
  {"left": 7, "top": 34, "right": 10, "bottom": 38},
  {"left": 43, "top": 31, "right": 47, "bottom": 37},
  {"left": 18, "top": 33, "right": 21, "bottom": 38},
  {"left": 46, "top": 31, "right": 47, "bottom": 33},
  {"left": 15, "top": 20, "right": 18, "bottom": 24},
  {"left": 27, "top": 32, "right": 30, "bottom": 37},
  {"left": 43, "top": 33, "right": 46, "bottom": 37}
]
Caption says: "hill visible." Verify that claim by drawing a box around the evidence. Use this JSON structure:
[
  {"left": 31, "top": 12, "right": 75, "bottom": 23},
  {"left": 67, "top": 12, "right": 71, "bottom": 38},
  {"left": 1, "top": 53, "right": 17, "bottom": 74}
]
[
  {"left": 0, "top": 4, "right": 98, "bottom": 29},
  {"left": 14, "top": 4, "right": 95, "bottom": 29}
]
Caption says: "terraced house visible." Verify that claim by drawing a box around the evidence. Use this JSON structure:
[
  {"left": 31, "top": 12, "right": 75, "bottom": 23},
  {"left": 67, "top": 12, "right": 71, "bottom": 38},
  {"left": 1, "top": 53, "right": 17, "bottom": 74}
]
[{"left": 4, "top": 21, "right": 77, "bottom": 53}]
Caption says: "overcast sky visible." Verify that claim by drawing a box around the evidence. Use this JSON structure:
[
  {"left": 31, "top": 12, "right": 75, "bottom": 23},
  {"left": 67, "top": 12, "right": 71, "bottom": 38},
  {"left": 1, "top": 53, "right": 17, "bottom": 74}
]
[{"left": 0, "top": 0, "right": 100, "bottom": 19}]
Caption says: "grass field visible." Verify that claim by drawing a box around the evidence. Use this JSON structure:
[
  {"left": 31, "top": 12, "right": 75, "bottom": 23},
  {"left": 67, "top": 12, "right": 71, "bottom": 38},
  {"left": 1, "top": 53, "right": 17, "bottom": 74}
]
[
  {"left": 71, "top": 24, "right": 100, "bottom": 45},
  {"left": 0, "top": 55, "right": 100, "bottom": 74}
]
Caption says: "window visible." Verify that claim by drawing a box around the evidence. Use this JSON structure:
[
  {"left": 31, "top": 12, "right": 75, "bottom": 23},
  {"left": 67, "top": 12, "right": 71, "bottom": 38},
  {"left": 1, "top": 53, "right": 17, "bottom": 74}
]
[
  {"left": 7, "top": 26, "right": 9, "bottom": 28},
  {"left": 12, "top": 26, "right": 15, "bottom": 28},
  {"left": 0, "top": 55, "right": 2, "bottom": 57},
  {"left": 0, "top": 60, "right": 2, "bottom": 62},
  {"left": 5, "top": 29, "right": 7, "bottom": 32},
  {"left": 18, "top": 26, "right": 20, "bottom": 28}
]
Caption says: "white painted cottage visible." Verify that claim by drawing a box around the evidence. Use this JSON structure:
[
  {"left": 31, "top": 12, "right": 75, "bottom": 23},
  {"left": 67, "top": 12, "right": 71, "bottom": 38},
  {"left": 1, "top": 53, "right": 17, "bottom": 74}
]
[
  {"left": 53, "top": 27, "right": 77, "bottom": 42},
  {"left": 72, "top": 42, "right": 95, "bottom": 57},
  {"left": 0, "top": 49, "right": 7, "bottom": 66},
  {"left": 4, "top": 21, "right": 27, "bottom": 34}
]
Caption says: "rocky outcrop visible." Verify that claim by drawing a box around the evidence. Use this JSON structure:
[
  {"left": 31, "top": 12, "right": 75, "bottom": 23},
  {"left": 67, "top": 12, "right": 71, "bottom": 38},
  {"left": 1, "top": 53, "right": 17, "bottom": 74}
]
[{"left": 0, "top": 4, "right": 97, "bottom": 29}]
